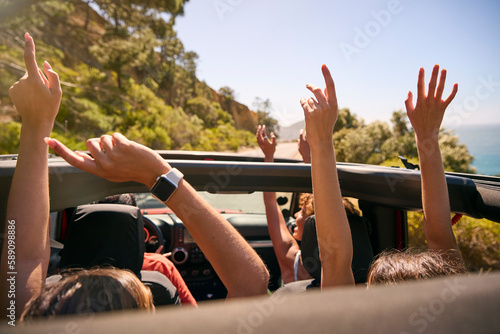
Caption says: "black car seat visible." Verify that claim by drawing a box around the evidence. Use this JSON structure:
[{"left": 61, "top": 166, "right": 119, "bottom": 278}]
[
  {"left": 277, "top": 213, "right": 375, "bottom": 295},
  {"left": 56, "top": 203, "right": 180, "bottom": 306},
  {"left": 301, "top": 214, "right": 375, "bottom": 284}
]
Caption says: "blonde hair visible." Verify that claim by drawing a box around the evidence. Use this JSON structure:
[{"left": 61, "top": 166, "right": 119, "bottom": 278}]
[
  {"left": 22, "top": 268, "right": 154, "bottom": 321},
  {"left": 299, "top": 193, "right": 314, "bottom": 216}
]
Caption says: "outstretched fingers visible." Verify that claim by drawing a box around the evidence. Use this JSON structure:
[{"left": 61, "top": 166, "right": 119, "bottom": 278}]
[
  {"left": 270, "top": 132, "right": 276, "bottom": 146},
  {"left": 300, "top": 97, "right": 313, "bottom": 115},
  {"left": 43, "top": 61, "right": 61, "bottom": 95},
  {"left": 443, "top": 83, "right": 458, "bottom": 107},
  {"left": 23, "top": 33, "right": 39, "bottom": 77},
  {"left": 416, "top": 68, "right": 426, "bottom": 103},
  {"left": 427, "top": 65, "right": 440, "bottom": 98},
  {"left": 45, "top": 138, "right": 97, "bottom": 173},
  {"left": 405, "top": 91, "right": 415, "bottom": 115},
  {"left": 321, "top": 64, "right": 338, "bottom": 108},
  {"left": 306, "top": 83, "right": 328, "bottom": 109},
  {"left": 435, "top": 69, "right": 447, "bottom": 102}
]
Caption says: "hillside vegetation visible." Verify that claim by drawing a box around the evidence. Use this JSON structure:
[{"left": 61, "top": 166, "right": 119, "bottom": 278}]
[{"left": 0, "top": 0, "right": 260, "bottom": 153}]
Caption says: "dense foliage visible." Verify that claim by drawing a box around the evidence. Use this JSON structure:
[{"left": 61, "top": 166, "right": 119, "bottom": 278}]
[
  {"left": 0, "top": 0, "right": 256, "bottom": 153},
  {"left": 332, "top": 109, "right": 475, "bottom": 173}
]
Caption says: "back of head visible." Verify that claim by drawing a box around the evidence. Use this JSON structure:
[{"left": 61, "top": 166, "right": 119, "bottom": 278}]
[
  {"left": 367, "top": 250, "right": 468, "bottom": 287},
  {"left": 22, "top": 268, "right": 153, "bottom": 321}
]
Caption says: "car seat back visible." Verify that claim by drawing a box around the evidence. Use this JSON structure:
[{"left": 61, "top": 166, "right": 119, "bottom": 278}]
[
  {"left": 301, "top": 214, "right": 374, "bottom": 284},
  {"left": 58, "top": 203, "right": 179, "bottom": 306}
]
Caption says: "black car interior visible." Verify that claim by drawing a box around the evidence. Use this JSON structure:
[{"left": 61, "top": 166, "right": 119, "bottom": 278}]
[{"left": 55, "top": 203, "right": 180, "bottom": 306}]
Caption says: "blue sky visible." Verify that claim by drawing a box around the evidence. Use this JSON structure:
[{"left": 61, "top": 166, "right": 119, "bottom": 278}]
[{"left": 175, "top": 0, "right": 500, "bottom": 129}]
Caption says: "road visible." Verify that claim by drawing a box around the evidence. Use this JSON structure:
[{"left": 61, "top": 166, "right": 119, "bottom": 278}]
[{"left": 237, "top": 141, "right": 302, "bottom": 160}]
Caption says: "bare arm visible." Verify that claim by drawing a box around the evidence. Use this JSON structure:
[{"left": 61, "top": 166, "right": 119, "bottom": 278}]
[
  {"left": 46, "top": 133, "right": 269, "bottom": 298},
  {"left": 300, "top": 65, "right": 354, "bottom": 288},
  {"left": 256, "top": 125, "right": 300, "bottom": 283},
  {"left": 405, "top": 65, "right": 462, "bottom": 263},
  {"left": 1, "top": 33, "right": 62, "bottom": 316}
]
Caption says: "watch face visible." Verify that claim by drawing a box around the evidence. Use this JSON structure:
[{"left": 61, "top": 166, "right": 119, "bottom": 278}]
[{"left": 151, "top": 177, "right": 177, "bottom": 202}]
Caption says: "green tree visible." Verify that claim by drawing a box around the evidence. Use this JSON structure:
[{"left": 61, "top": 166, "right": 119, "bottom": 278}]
[
  {"left": 218, "top": 86, "right": 235, "bottom": 101},
  {"left": 336, "top": 121, "right": 391, "bottom": 163},
  {"left": 253, "top": 97, "right": 279, "bottom": 135},
  {"left": 439, "top": 130, "right": 476, "bottom": 173},
  {"left": 391, "top": 109, "right": 410, "bottom": 137},
  {"left": 334, "top": 108, "right": 362, "bottom": 133}
]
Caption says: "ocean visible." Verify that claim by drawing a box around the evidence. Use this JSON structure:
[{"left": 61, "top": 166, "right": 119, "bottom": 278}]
[{"left": 452, "top": 124, "right": 500, "bottom": 176}]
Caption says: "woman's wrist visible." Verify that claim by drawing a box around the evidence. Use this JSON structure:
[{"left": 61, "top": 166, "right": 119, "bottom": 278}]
[{"left": 145, "top": 161, "right": 172, "bottom": 189}]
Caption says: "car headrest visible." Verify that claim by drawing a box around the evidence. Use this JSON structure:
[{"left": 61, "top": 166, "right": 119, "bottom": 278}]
[
  {"left": 301, "top": 214, "right": 374, "bottom": 283},
  {"left": 59, "top": 204, "right": 145, "bottom": 278}
]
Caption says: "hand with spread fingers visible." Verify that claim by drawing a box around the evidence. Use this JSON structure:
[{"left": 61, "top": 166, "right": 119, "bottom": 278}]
[
  {"left": 46, "top": 133, "right": 168, "bottom": 188},
  {"left": 256, "top": 125, "right": 276, "bottom": 162},
  {"left": 404, "top": 65, "right": 462, "bottom": 264},
  {"left": 2, "top": 33, "right": 61, "bottom": 318},
  {"left": 299, "top": 65, "right": 354, "bottom": 288},
  {"left": 9, "top": 32, "right": 61, "bottom": 130},
  {"left": 300, "top": 65, "right": 338, "bottom": 149},
  {"left": 405, "top": 65, "right": 458, "bottom": 142},
  {"left": 297, "top": 129, "right": 311, "bottom": 163}
]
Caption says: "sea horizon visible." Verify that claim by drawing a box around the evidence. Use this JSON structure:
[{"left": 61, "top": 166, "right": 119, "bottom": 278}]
[{"left": 451, "top": 123, "right": 500, "bottom": 176}]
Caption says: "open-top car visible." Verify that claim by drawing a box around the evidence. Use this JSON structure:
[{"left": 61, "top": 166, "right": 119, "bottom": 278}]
[{"left": 1, "top": 151, "right": 500, "bottom": 333}]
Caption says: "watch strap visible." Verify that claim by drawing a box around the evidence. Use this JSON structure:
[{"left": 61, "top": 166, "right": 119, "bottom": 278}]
[{"left": 163, "top": 168, "right": 184, "bottom": 186}]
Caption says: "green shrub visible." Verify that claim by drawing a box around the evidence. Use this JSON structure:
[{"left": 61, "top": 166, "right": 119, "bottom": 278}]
[{"left": 407, "top": 212, "right": 500, "bottom": 272}]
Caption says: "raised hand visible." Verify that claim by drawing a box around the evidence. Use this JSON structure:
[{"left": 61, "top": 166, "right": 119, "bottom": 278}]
[
  {"left": 45, "top": 133, "right": 168, "bottom": 188},
  {"left": 405, "top": 65, "right": 462, "bottom": 263},
  {"left": 299, "top": 65, "right": 354, "bottom": 288},
  {"left": 256, "top": 124, "right": 276, "bottom": 162},
  {"left": 2, "top": 33, "right": 61, "bottom": 317},
  {"left": 405, "top": 65, "right": 458, "bottom": 141},
  {"left": 297, "top": 129, "right": 311, "bottom": 163},
  {"left": 9, "top": 32, "right": 61, "bottom": 129},
  {"left": 300, "top": 64, "right": 338, "bottom": 148}
]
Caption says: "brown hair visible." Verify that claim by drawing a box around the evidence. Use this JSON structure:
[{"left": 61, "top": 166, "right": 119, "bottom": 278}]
[
  {"left": 367, "top": 249, "right": 467, "bottom": 287},
  {"left": 343, "top": 198, "right": 360, "bottom": 216},
  {"left": 298, "top": 195, "right": 359, "bottom": 217},
  {"left": 22, "top": 268, "right": 154, "bottom": 321}
]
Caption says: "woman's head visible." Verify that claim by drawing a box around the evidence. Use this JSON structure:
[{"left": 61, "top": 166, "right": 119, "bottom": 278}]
[
  {"left": 367, "top": 250, "right": 467, "bottom": 287},
  {"left": 22, "top": 268, "right": 154, "bottom": 321},
  {"left": 293, "top": 193, "right": 314, "bottom": 240}
]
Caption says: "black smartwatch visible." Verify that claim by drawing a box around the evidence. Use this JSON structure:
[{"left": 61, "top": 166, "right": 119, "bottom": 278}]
[{"left": 151, "top": 168, "right": 184, "bottom": 202}]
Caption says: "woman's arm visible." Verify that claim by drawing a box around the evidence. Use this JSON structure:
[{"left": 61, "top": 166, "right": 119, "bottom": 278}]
[
  {"left": 300, "top": 65, "right": 354, "bottom": 288},
  {"left": 405, "top": 65, "right": 462, "bottom": 263},
  {"left": 46, "top": 133, "right": 270, "bottom": 298},
  {"left": 256, "top": 125, "right": 301, "bottom": 283},
  {"left": 1, "top": 33, "right": 62, "bottom": 316}
]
